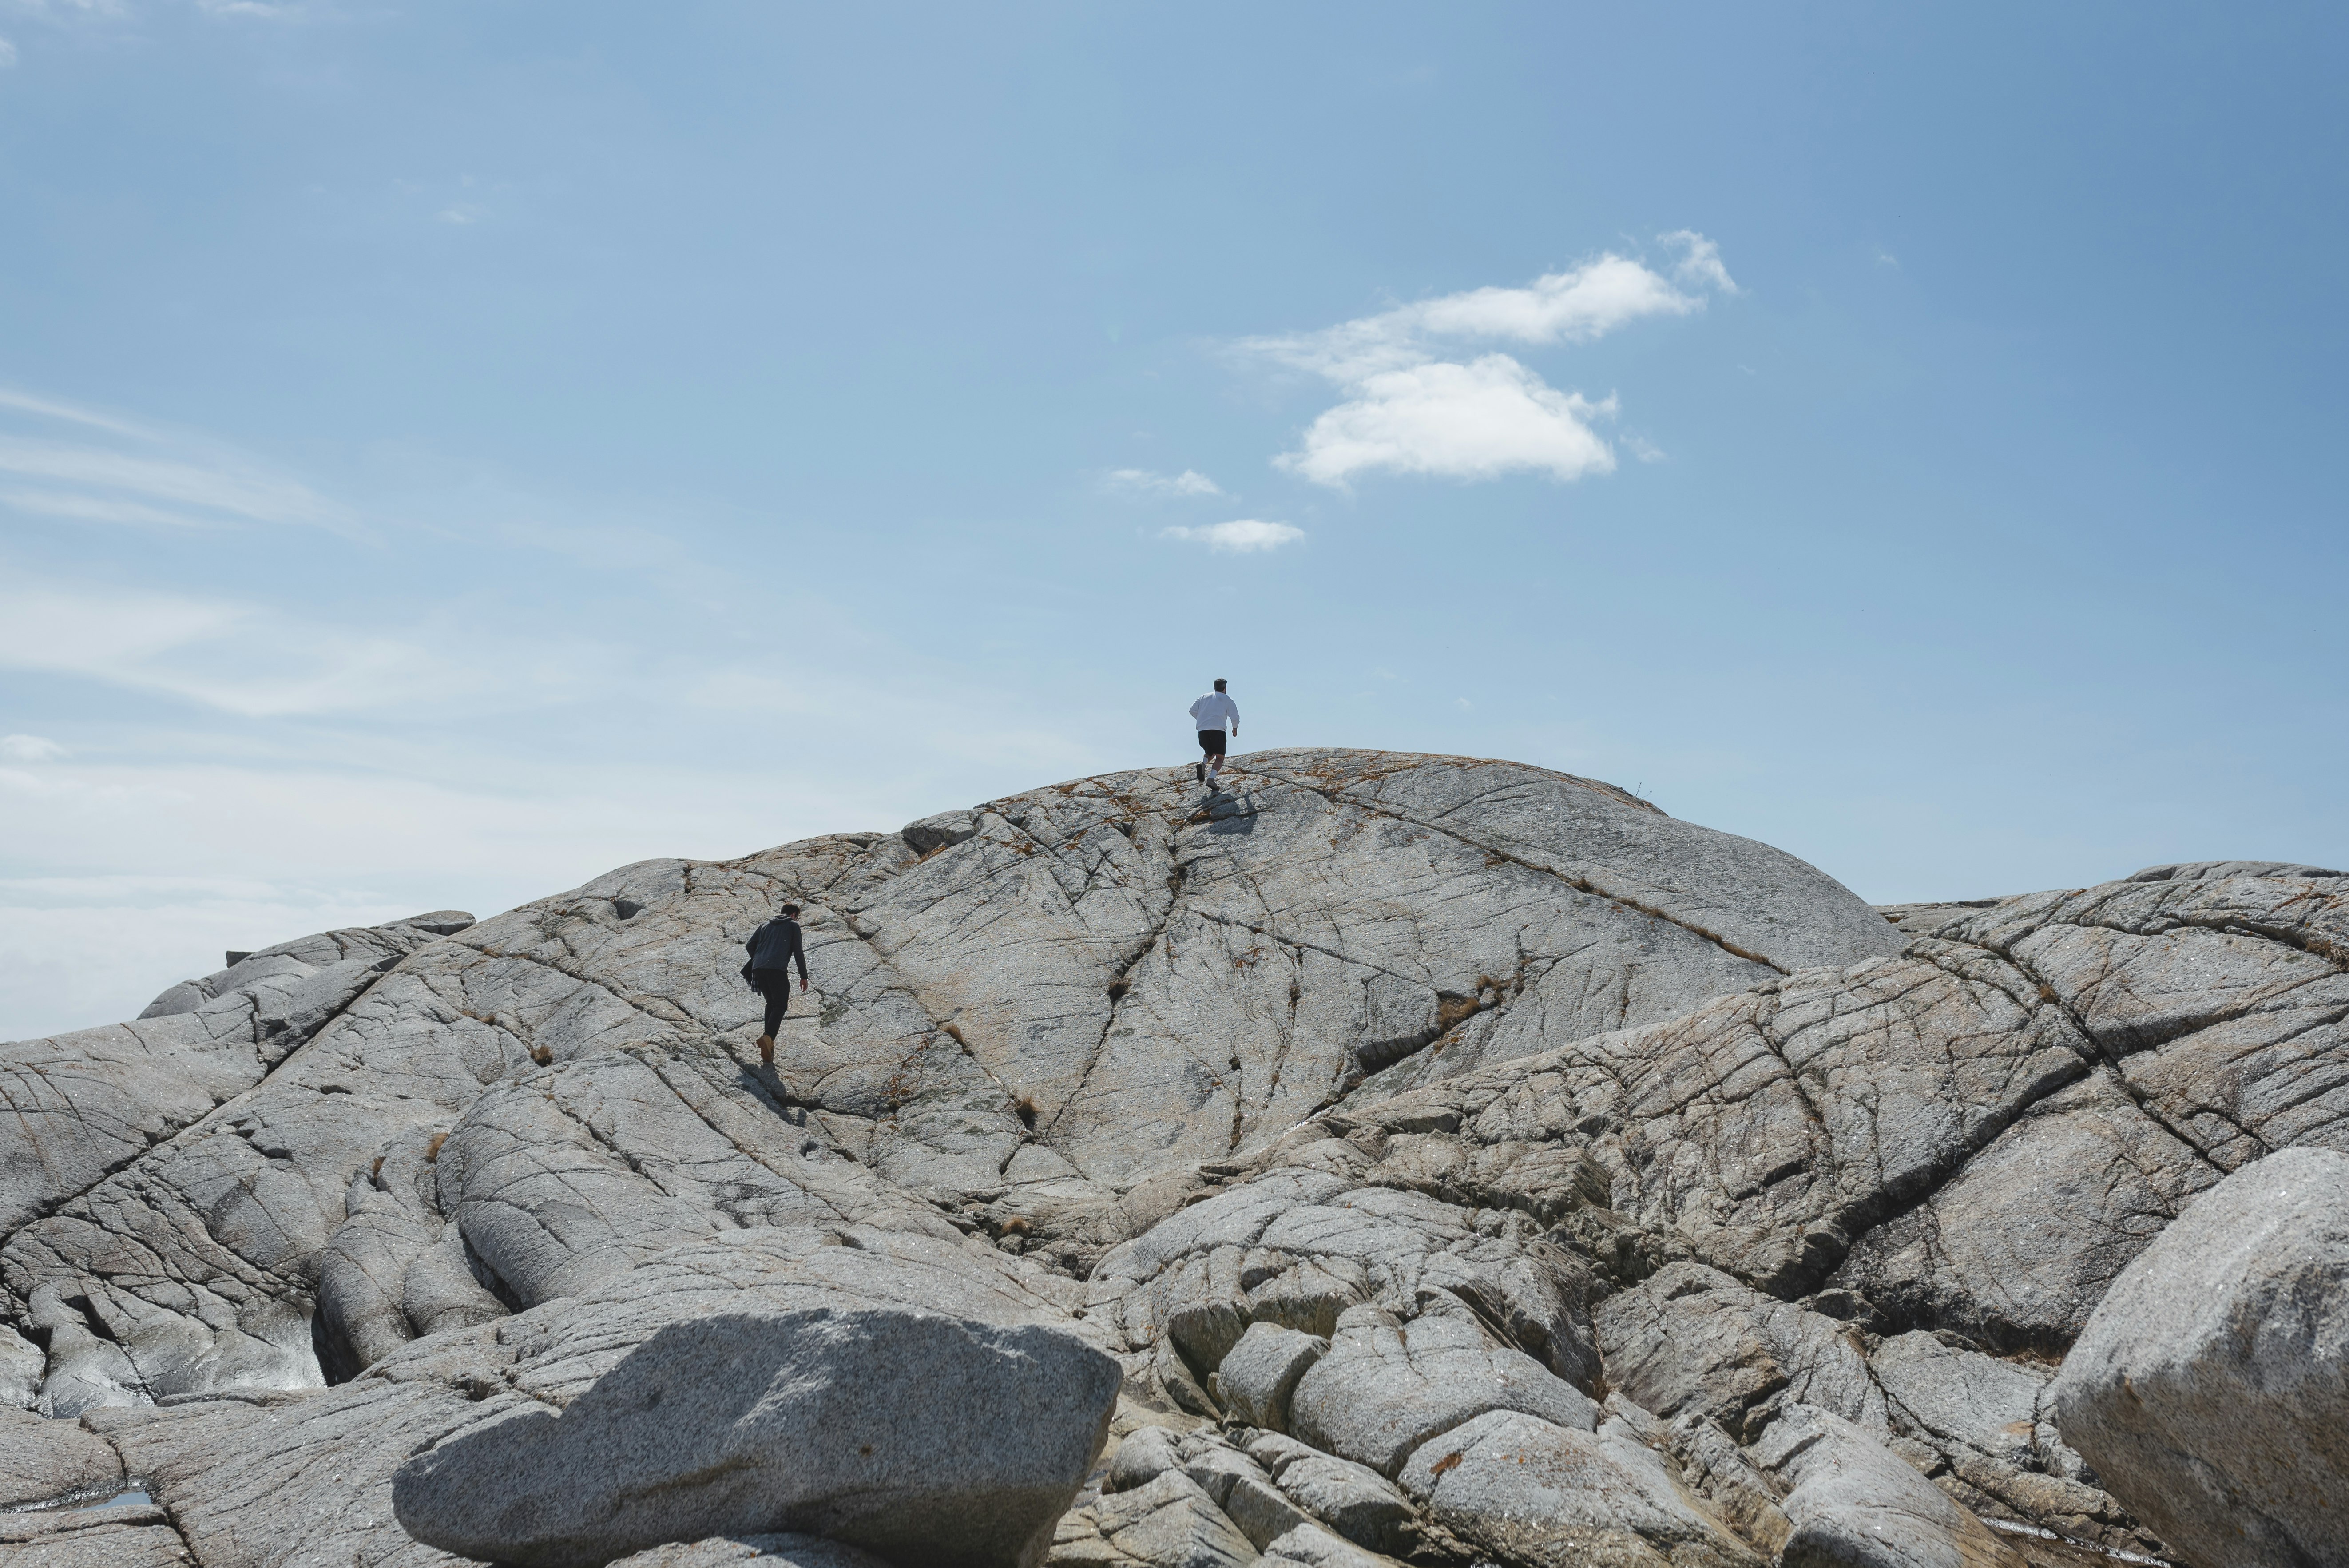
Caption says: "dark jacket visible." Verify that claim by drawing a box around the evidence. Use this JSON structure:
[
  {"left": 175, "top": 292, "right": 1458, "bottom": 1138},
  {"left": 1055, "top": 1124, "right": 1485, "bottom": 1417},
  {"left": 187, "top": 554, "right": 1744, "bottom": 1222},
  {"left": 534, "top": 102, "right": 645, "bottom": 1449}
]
[{"left": 746, "top": 917, "right": 807, "bottom": 982}]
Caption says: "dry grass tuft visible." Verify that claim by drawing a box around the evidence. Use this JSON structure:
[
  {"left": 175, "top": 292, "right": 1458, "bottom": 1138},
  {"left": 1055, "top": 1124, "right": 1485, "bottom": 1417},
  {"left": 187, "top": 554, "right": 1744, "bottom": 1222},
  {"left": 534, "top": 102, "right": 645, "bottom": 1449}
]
[
  {"left": 425, "top": 1131, "right": 450, "bottom": 1163},
  {"left": 529, "top": 1044, "right": 553, "bottom": 1066},
  {"left": 1013, "top": 1095, "right": 1039, "bottom": 1128},
  {"left": 1435, "top": 993, "right": 1484, "bottom": 1032}
]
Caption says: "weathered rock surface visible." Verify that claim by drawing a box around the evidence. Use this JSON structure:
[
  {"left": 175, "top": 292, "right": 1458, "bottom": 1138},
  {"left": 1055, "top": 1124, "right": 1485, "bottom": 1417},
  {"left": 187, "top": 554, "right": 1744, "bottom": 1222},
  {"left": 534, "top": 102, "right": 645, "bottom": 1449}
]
[
  {"left": 1398, "top": 1408, "right": 1760, "bottom": 1567},
  {"left": 0, "top": 1501, "right": 194, "bottom": 1567},
  {"left": 1288, "top": 1294, "right": 1597, "bottom": 1477},
  {"left": 1210, "top": 1320, "right": 1324, "bottom": 1430},
  {"left": 606, "top": 1538, "right": 894, "bottom": 1568},
  {"left": 1754, "top": 1403, "right": 2025, "bottom": 1568},
  {"left": 2051, "top": 1145, "right": 2349, "bottom": 1568},
  {"left": 607, "top": 1538, "right": 894, "bottom": 1568},
  {"left": 394, "top": 1306, "right": 1119, "bottom": 1568},
  {"left": 3, "top": 751, "right": 2341, "bottom": 1568},
  {"left": 0, "top": 1402, "right": 124, "bottom": 1507}
]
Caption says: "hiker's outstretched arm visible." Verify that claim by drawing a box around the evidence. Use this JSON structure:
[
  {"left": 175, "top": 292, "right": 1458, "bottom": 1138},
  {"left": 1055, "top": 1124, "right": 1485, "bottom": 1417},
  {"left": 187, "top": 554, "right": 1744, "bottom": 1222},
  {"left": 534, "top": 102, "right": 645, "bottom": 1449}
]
[{"left": 793, "top": 928, "right": 809, "bottom": 984}]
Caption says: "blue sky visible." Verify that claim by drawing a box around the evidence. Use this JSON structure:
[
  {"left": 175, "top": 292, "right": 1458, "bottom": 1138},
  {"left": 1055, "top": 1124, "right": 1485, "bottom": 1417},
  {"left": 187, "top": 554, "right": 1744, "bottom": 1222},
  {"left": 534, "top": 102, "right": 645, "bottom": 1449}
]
[{"left": 4, "top": 2, "right": 2345, "bottom": 1036}]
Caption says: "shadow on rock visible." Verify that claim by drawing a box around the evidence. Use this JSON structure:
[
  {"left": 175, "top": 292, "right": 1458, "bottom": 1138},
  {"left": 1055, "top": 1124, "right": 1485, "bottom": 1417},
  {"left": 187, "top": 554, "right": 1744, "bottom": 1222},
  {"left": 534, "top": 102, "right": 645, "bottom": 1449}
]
[{"left": 392, "top": 1305, "right": 1120, "bottom": 1568}]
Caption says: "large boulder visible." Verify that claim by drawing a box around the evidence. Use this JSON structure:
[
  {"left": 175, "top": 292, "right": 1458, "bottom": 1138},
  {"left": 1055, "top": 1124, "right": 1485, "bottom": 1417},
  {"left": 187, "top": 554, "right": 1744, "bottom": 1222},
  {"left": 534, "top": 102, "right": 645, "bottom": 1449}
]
[
  {"left": 2051, "top": 1146, "right": 2349, "bottom": 1568},
  {"left": 92, "top": 1224, "right": 1110, "bottom": 1568},
  {"left": 394, "top": 1306, "right": 1121, "bottom": 1568}
]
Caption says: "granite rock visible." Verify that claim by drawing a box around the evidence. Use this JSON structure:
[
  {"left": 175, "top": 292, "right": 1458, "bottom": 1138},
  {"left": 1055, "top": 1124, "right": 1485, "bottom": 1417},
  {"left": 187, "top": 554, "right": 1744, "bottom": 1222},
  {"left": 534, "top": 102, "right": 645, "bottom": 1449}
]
[
  {"left": 2051, "top": 1146, "right": 2349, "bottom": 1568},
  {"left": 4, "top": 754, "right": 2342, "bottom": 1568},
  {"left": 394, "top": 1306, "right": 1120, "bottom": 1568},
  {"left": 1398, "top": 1408, "right": 1761, "bottom": 1568},
  {"left": 1753, "top": 1404, "right": 2025, "bottom": 1568}
]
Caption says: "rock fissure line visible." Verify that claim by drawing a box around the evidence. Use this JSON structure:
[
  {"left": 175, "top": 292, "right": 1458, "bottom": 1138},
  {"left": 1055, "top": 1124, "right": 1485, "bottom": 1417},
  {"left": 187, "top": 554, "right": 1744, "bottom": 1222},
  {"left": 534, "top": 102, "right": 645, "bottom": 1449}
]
[
  {"left": 1040, "top": 844, "right": 1186, "bottom": 1143},
  {"left": 0, "top": 949, "right": 427, "bottom": 1261},
  {"left": 1931, "top": 935, "right": 2240, "bottom": 1178},
  {"left": 1244, "top": 764, "right": 1792, "bottom": 976}
]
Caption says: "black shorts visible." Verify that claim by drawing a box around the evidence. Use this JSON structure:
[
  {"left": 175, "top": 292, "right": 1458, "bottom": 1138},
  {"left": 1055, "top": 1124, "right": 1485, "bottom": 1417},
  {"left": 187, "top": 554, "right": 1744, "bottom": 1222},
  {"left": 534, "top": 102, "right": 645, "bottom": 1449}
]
[{"left": 1198, "top": 729, "right": 1226, "bottom": 758}]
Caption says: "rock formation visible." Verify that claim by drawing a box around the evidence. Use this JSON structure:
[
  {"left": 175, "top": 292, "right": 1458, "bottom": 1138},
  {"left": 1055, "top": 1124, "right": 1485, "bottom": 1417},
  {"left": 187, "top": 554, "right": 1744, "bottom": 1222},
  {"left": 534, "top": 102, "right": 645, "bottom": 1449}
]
[{"left": 0, "top": 748, "right": 2340, "bottom": 1568}]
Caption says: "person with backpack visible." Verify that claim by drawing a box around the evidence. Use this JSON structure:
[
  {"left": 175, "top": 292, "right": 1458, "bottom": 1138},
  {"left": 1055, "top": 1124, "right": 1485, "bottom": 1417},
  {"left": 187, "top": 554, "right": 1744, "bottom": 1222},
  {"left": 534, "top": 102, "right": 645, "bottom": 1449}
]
[
  {"left": 744, "top": 902, "right": 809, "bottom": 1066},
  {"left": 1189, "top": 678, "right": 1239, "bottom": 787}
]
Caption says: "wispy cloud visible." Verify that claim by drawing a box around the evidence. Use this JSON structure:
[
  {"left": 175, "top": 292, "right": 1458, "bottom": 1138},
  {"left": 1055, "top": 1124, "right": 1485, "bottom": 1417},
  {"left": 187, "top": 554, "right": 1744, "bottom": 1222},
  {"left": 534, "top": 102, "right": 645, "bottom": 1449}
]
[
  {"left": 1106, "top": 467, "right": 1225, "bottom": 498},
  {"left": 0, "top": 36, "right": 17, "bottom": 67},
  {"left": 1661, "top": 230, "right": 1739, "bottom": 294},
  {"left": 1160, "top": 520, "right": 1304, "bottom": 553},
  {"left": 0, "top": 735, "right": 64, "bottom": 763},
  {"left": 0, "top": 574, "right": 615, "bottom": 719},
  {"left": 0, "top": 388, "right": 353, "bottom": 532},
  {"left": 1243, "top": 234, "right": 1734, "bottom": 488}
]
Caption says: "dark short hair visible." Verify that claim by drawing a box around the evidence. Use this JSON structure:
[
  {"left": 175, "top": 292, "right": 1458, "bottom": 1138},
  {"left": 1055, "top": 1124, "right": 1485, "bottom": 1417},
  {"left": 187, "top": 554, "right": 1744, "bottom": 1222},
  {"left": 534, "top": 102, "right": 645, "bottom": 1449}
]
[
  {"left": 1213, "top": 678, "right": 1227, "bottom": 692},
  {"left": 781, "top": 902, "right": 801, "bottom": 917}
]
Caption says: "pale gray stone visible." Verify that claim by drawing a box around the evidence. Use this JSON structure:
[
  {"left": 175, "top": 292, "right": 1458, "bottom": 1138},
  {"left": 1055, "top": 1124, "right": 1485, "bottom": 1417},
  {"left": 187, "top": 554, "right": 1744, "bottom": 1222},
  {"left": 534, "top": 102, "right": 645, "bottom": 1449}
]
[
  {"left": 903, "top": 811, "right": 980, "bottom": 856},
  {"left": 0, "top": 1321, "right": 42, "bottom": 1409},
  {"left": 87, "top": 1224, "right": 1103, "bottom": 1568},
  {"left": 0, "top": 1503, "right": 193, "bottom": 1567},
  {"left": 1106, "top": 1424, "right": 1181, "bottom": 1493},
  {"left": 1289, "top": 1294, "right": 1596, "bottom": 1477},
  {"left": 2127, "top": 860, "right": 2343, "bottom": 882},
  {"left": 1255, "top": 1520, "right": 1396, "bottom": 1567},
  {"left": 0, "top": 1404, "right": 124, "bottom": 1508},
  {"left": 1594, "top": 1262, "right": 1884, "bottom": 1441},
  {"left": 1659, "top": 1410, "right": 1793, "bottom": 1558},
  {"left": 1753, "top": 1404, "right": 2025, "bottom": 1568},
  {"left": 2051, "top": 1146, "right": 2349, "bottom": 1568},
  {"left": 1210, "top": 1321, "right": 1323, "bottom": 1430},
  {"left": 11, "top": 753, "right": 2346, "bottom": 1568},
  {"left": 1056, "top": 1466, "right": 1256, "bottom": 1568},
  {"left": 1868, "top": 1332, "right": 2150, "bottom": 1553},
  {"left": 1260, "top": 1449, "right": 1413, "bottom": 1556},
  {"left": 1398, "top": 1408, "right": 1760, "bottom": 1568},
  {"left": 605, "top": 1536, "right": 893, "bottom": 1568},
  {"left": 394, "top": 1306, "right": 1118, "bottom": 1568}
]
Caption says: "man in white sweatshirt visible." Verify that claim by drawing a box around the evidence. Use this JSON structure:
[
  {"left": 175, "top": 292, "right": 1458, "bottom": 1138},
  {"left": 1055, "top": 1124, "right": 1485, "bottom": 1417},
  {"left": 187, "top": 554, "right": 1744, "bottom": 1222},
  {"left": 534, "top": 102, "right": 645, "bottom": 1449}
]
[{"left": 1189, "top": 679, "right": 1239, "bottom": 786}]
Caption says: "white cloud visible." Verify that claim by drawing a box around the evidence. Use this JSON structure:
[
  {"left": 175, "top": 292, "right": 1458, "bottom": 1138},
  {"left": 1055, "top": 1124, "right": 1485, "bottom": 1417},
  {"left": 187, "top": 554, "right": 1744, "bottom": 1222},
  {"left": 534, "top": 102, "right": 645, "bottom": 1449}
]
[
  {"left": 438, "top": 204, "right": 486, "bottom": 225},
  {"left": 1246, "top": 243, "right": 1727, "bottom": 384},
  {"left": 1107, "top": 467, "right": 1225, "bottom": 498},
  {"left": 0, "top": 574, "right": 619, "bottom": 719},
  {"left": 1244, "top": 236, "right": 1733, "bottom": 488},
  {"left": 0, "top": 36, "right": 17, "bottom": 67},
  {"left": 1277, "top": 356, "right": 1616, "bottom": 486},
  {"left": 1660, "top": 230, "right": 1739, "bottom": 294},
  {"left": 0, "top": 389, "right": 353, "bottom": 532},
  {"left": 1160, "top": 520, "right": 1304, "bottom": 553},
  {"left": 0, "top": 735, "right": 64, "bottom": 762},
  {"left": 1623, "top": 435, "right": 1667, "bottom": 464},
  {"left": 0, "top": 487, "right": 219, "bottom": 528}
]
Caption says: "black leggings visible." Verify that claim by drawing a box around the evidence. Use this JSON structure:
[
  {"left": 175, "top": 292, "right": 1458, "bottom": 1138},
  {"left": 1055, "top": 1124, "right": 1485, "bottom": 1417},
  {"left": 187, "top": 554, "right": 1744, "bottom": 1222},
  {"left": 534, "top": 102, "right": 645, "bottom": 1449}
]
[{"left": 755, "top": 971, "right": 794, "bottom": 1036}]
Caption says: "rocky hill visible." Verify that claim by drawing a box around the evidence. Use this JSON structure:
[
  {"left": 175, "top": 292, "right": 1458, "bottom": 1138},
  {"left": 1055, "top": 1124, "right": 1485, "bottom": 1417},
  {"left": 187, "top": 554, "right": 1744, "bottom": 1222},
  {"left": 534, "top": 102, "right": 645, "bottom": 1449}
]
[{"left": 2, "top": 749, "right": 2342, "bottom": 1568}]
